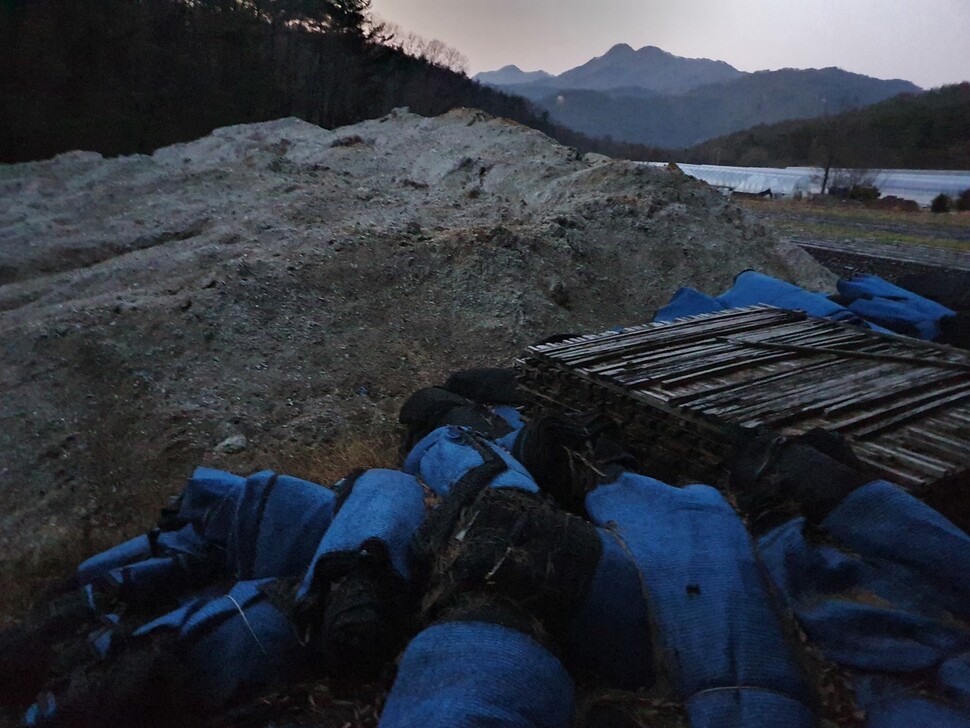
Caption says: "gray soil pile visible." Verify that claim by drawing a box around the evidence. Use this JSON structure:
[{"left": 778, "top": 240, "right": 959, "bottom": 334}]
[{"left": 0, "top": 108, "right": 831, "bottom": 561}]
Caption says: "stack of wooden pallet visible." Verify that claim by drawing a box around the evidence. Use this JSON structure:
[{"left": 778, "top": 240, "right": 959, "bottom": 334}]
[{"left": 518, "top": 305, "right": 970, "bottom": 529}]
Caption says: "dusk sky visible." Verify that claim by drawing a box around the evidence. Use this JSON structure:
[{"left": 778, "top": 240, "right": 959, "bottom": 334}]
[{"left": 369, "top": 0, "right": 970, "bottom": 89}]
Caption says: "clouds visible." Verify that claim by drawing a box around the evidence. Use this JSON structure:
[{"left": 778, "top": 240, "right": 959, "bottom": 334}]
[{"left": 370, "top": 0, "right": 970, "bottom": 88}]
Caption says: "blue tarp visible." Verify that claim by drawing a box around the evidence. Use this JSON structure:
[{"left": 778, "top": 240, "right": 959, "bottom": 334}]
[
  {"left": 492, "top": 405, "right": 526, "bottom": 451},
  {"left": 403, "top": 426, "right": 538, "bottom": 497},
  {"left": 653, "top": 287, "right": 726, "bottom": 321},
  {"left": 134, "top": 579, "right": 305, "bottom": 708},
  {"left": 78, "top": 468, "right": 335, "bottom": 606},
  {"left": 838, "top": 274, "right": 955, "bottom": 321},
  {"left": 652, "top": 270, "right": 954, "bottom": 341},
  {"left": 585, "top": 472, "right": 815, "bottom": 728},
  {"left": 380, "top": 620, "right": 574, "bottom": 728},
  {"left": 492, "top": 405, "right": 525, "bottom": 432},
  {"left": 838, "top": 274, "right": 955, "bottom": 340},
  {"left": 174, "top": 467, "right": 247, "bottom": 547},
  {"left": 97, "top": 553, "right": 203, "bottom": 609},
  {"left": 759, "top": 480, "right": 970, "bottom": 726},
  {"left": 654, "top": 270, "right": 861, "bottom": 325},
  {"left": 297, "top": 469, "right": 426, "bottom": 601},
  {"left": 76, "top": 467, "right": 245, "bottom": 587},
  {"left": 568, "top": 528, "right": 653, "bottom": 689},
  {"left": 75, "top": 467, "right": 237, "bottom": 586},
  {"left": 77, "top": 525, "right": 210, "bottom": 610},
  {"left": 228, "top": 471, "right": 336, "bottom": 580},
  {"left": 76, "top": 533, "right": 155, "bottom": 585},
  {"left": 717, "top": 271, "right": 857, "bottom": 321},
  {"left": 41, "top": 445, "right": 970, "bottom": 726}
]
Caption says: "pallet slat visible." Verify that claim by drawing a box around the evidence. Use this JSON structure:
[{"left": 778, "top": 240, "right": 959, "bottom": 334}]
[{"left": 517, "top": 306, "right": 970, "bottom": 507}]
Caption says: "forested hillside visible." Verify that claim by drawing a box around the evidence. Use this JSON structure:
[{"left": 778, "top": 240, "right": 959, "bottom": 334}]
[
  {"left": 4, "top": 2, "right": 963, "bottom": 170},
  {"left": 0, "top": 0, "right": 667, "bottom": 163},
  {"left": 682, "top": 83, "right": 970, "bottom": 170},
  {"left": 535, "top": 68, "right": 918, "bottom": 149}
]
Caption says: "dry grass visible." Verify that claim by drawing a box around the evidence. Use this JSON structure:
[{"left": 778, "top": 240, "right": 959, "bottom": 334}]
[
  {"left": 0, "top": 425, "right": 405, "bottom": 626},
  {"left": 739, "top": 198, "right": 970, "bottom": 252},
  {"left": 0, "top": 540, "right": 95, "bottom": 624},
  {"left": 272, "top": 427, "right": 403, "bottom": 487},
  {"left": 0, "top": 490, "right": 173, "bottom": 625},
  {"left": 772, "top": 219, "right": 969, "bottom": 252}
]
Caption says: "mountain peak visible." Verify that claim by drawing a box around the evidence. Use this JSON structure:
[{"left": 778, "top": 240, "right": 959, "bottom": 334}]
[
  {"left": 555, "top": 43, "right": 744, "bottom": 94},
  {"left": 473, "top": 65, "right": 553, "bottom": 87},
  {"left": 605, "top": 43, "right": 635, "bottom": 56}
]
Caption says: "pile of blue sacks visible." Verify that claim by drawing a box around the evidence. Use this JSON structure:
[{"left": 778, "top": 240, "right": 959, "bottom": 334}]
[{"left": 3, "top": 365, "right": 968, "bottom": 728}]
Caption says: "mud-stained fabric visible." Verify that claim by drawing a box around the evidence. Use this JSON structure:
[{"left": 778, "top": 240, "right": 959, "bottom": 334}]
[
  {"left": 425, "top": 488, "right": 597, "bottom": 643},
  {"left": 415, "top": 445, "right": 653, "bottom": 688},
  {"left": 585, "top": 472, "right": 816, "bottom": 728},
  {"left": 509, "top": 414, "right": 636, "bottom": 514},
  {"left": 405, "top": 426, "right": 541, "bottom": 594},
  {"left": 729, "top": 429, "right": 871, "bottom": 536}
]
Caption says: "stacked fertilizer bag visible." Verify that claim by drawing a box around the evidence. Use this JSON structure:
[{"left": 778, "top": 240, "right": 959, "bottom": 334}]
[
  {"left": 377, "top": 371, "right": 818, "bottom": 728},
  {"left": 2, "top": 365, "right": 969, "bottom": 727},
  {"left": 3, "top": 462, "right": 431, "bottom": 727}
]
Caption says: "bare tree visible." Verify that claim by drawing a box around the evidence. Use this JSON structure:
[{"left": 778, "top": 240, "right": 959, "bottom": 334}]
[
  {"left": 441, "top": 45, "right": 469, "bottom": 75},
  {"left": 372, "top": 19, "right": 468, "bottom": 74}
]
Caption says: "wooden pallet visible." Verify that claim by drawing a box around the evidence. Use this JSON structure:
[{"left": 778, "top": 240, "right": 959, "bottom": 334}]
[{"left": 517, "top": 306, "right": 970, "bottom": 526}]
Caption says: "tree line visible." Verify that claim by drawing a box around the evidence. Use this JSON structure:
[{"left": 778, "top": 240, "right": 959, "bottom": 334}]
[
  {"left": 680, "top": 83, "right": 970, "bottom": 171},
  {"left": 0, "top": 0, "right": 671, "bottom": 164},
  {"left": 11, "top": 1, "right": 957, "bottom": 172}
]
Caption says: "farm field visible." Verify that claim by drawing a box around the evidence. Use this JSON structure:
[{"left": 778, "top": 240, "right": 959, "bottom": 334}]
[{"left": 740, "top": 198, "right": 970, "bottom": 254}]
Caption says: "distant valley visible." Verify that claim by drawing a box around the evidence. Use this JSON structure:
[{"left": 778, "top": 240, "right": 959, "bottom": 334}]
[{"left": 475, "top": 44, "right": 921, "bottom": 148}]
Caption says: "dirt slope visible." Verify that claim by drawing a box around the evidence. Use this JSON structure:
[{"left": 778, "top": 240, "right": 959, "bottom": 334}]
[{"left": 0, "top": 108, "right": 831, "bottom": 566}]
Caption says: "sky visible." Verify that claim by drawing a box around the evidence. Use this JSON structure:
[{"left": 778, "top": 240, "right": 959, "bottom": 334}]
[{"left": 369, "top": 0, "right": 970, "bottom": 89}]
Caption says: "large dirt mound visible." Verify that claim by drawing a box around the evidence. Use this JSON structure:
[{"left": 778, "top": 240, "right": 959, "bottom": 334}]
[{"left": 0, "top": 108, "right": 830, "bottom": 564}]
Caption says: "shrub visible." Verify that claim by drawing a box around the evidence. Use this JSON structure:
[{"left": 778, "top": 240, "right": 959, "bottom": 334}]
[
  {"left": 847, "top": 185, "right": 880, "bottom": 202},
  {"left": 931, "top": 193, "right": 952, "bottom": 213},
  {"left": 955, "top": 188, "right": 970, "bottom": 212},
  {"left": 827, "top": 184, "right": 880, "bottom": 202}
]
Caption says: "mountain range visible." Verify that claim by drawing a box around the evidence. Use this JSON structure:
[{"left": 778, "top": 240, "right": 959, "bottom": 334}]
[
  {"left": 474, "top": 65, "right": 553, "bottom": 86},
  {"left": 475, "top": 44, "right": 921, "bottom": 148}
]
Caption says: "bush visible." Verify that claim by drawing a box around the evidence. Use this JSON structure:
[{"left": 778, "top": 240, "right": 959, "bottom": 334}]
[
  {"left": 847, "top": 184, "right": 880, "bottom": 202},
  {"left": 828, "top": 184, "right": 880, "bottom": 202},
  {"left": 955, "top": 188, "right": 970, "bottom": 212},
  {"left": 931, "top": 193, "right": 952, "bottom": 213}
]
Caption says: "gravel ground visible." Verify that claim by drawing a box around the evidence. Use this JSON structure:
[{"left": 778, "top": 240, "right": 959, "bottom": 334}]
[{"left": 0, "top": 108, "right": 831, "bottom": 568}]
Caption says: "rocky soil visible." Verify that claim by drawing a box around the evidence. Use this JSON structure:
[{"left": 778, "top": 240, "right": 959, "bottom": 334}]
[{"left": 0, "top": 108, "right": 832, "bottom": 576}]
